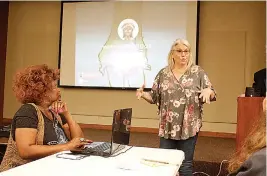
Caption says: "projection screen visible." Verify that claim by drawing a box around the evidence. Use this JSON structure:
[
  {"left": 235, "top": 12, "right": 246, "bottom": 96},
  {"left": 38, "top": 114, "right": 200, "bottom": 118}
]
[{"left": 59, "top": 1, "right": 199, "bottom": 89}]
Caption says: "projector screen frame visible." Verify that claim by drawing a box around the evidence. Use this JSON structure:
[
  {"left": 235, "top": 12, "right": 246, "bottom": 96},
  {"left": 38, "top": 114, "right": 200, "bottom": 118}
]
[{"left": 57, "top": 1, "right": 200, "bottom": 91}]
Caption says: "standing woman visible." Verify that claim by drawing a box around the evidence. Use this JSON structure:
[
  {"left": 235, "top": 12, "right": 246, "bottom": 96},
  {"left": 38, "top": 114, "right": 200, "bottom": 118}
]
[{"left": 136, "top": 39, "right": 216, "bottom": 176}]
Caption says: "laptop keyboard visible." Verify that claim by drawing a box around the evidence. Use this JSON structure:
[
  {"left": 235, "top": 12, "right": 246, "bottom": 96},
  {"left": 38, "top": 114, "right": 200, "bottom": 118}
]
[
  {"left": 92, "top": 142, "right": 111, "bottom": 152},
  {"left": 84, "top": 142, "right": 111, "bottom": 153}
]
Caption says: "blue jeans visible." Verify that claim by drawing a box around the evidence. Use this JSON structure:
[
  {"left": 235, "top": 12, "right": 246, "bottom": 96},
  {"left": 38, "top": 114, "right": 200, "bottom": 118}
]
[{"left": 159, "top": 134, "right": 198, "bottom": 176}]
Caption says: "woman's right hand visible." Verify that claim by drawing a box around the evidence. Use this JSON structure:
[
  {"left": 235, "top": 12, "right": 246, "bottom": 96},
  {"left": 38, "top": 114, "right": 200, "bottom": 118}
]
[
  {"left": 66, "top": 137, "right": 92, "bottom": 151},
  {"left": 136, "top": 84, "right": 145, "bottom": 100}
]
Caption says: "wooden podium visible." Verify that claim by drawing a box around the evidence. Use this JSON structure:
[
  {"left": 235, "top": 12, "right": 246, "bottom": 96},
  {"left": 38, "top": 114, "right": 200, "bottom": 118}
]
[{"left": 236, "top": 97, "right": 265, "bottom": 151}]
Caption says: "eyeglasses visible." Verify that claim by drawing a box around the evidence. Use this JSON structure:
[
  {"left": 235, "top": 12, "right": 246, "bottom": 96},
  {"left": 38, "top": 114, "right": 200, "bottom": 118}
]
[{"left": 173, "top": 50, "right": 190, "bottom": 55}]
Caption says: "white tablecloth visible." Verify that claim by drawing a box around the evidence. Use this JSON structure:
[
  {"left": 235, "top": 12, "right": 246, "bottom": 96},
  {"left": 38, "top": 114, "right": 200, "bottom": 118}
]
[{"left": 0, "top": 146, "right": 184, "bottom": 176}]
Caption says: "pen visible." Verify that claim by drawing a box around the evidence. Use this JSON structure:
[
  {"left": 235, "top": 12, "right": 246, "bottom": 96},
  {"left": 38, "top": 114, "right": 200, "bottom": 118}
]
[
  {"left": 118, "top": 167, "right": 132, "bottom": 171},
  {"left": 142, "top": 158, "right": 169, "bottom": 165}
]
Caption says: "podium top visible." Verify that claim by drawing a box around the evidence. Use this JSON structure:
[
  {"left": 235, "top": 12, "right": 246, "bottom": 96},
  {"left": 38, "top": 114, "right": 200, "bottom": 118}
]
[
  {"left": 237, "top": 96, "right": 265, "bottom": 102},
  {"left": 238, "top": 97, "right": 265, "bottom": 99},
  {"left": 237, "top": 97, "right": 265, "bottom": 99}
]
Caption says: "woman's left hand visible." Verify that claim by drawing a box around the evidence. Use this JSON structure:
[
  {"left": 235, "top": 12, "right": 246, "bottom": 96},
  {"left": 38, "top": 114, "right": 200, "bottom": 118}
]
[
  {"left": 51, "top": 101, "right": 68, "bottom": 114},
  {"left": 199, "top": 88, "right": 213, "bottom": 104}
]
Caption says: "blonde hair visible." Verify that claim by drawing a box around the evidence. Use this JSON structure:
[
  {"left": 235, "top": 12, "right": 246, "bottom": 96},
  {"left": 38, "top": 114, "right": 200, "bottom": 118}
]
[
  {"left": 167, "top": 39, "right": 194, "bottom": 70},
  {"left": 228, "top": 103, "right": 266, "bottom": 173}
]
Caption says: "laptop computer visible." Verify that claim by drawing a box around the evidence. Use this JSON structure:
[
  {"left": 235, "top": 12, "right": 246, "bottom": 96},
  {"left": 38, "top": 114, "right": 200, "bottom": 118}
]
[{"left": 71, "top": 108, "right": 132, "bottom": 157}]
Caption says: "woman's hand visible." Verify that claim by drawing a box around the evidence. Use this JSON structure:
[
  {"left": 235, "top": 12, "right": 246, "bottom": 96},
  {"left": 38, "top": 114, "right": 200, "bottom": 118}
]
[
  {"left": 50, "top": 100, "right": 68, "bottom": 115},
  {"left": 66, "top": 137, "right": 93, "bottom": 151},
  {"left": 136, "top": 84, "right": 145, "bottom": 100},
  {"left": 199, "top": 88, "right": 213, "bottom": 104}
]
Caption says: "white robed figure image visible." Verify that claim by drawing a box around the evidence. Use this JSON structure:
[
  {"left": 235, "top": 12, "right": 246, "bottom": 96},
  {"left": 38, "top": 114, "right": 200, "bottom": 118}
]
[{"left": 98, "top": 18, "right": 151, "bottom": 88}]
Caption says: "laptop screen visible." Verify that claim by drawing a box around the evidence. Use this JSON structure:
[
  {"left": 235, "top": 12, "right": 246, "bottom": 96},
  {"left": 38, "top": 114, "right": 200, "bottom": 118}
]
[{"left": 112, "top": 108, "right": 132, "bottom": 145}]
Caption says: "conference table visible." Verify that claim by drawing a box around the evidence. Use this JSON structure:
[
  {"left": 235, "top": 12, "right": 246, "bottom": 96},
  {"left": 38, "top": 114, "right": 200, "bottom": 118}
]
[{"left": 0, "top": 146, "right": 184, "bottom": 176}]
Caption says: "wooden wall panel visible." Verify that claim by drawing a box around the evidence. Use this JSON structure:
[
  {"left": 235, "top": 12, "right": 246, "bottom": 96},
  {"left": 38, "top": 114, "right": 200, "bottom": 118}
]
[{"left": 0, "top": 2, "right": 9, "bottom": 125}]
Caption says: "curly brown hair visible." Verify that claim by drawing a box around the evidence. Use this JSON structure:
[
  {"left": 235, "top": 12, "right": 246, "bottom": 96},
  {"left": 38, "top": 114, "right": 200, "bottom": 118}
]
[
  {"left": 13, "top": 64, "right": 60, "bottom": 104},
  {"left": 228, "top": 110, "right": 266, "bottom": 173}
]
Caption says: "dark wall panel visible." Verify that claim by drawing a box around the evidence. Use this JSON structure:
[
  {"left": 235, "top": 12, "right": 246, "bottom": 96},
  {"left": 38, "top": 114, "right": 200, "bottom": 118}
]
[{"left": 0, "top": 2, "right": 9, "bottom": 125}]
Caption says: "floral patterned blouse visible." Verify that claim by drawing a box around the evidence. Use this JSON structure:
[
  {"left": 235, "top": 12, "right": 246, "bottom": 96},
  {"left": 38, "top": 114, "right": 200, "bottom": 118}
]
[{"left": 149, "top": 65, "right": 216, "bottom": 140}]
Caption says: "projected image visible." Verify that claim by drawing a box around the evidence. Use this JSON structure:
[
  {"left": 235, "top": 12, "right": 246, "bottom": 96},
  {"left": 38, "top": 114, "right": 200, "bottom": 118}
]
[
  {"left": 98, "top": 19, "right": 151, "bottom": 87},
  {"left": 117, "top": 19, "right": 139, "bottom": 41},
  {"left": 59, "top": 1, "right": 198, "bottom": 89}
]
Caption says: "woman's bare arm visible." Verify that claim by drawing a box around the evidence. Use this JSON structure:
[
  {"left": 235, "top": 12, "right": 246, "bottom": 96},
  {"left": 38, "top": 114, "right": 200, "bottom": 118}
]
[
  {"left": 51, "top": 101, "right": 84, "bottom": 139},
  {"left": 62, "top": 112, "right": 84, "bottom": 139},
  {"left": 15, "top": 128, "right": 70, "bottom": 160},
  {"left": 141, "top": 92, "right": 154, "bottom": 104},
  {"left": 62, "top": 124, "right": 71, "bottom": 140}
]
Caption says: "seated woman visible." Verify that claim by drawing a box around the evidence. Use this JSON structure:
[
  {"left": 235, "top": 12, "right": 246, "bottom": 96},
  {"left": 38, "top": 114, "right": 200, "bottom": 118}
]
[
  {"left": 228, "top": 97, "right": 266, "bottom": 176},
  {"left": 0, "top": 64, "right": 92, "bottom": 172}
]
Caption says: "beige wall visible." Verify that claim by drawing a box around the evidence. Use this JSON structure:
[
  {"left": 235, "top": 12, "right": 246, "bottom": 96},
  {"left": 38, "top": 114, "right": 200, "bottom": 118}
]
[
  {"left": 4, "top": 2, "right": 266, "bottom": 134},
  {"left": 198, "top": 2, "right": 266, "bottom": 132}
]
